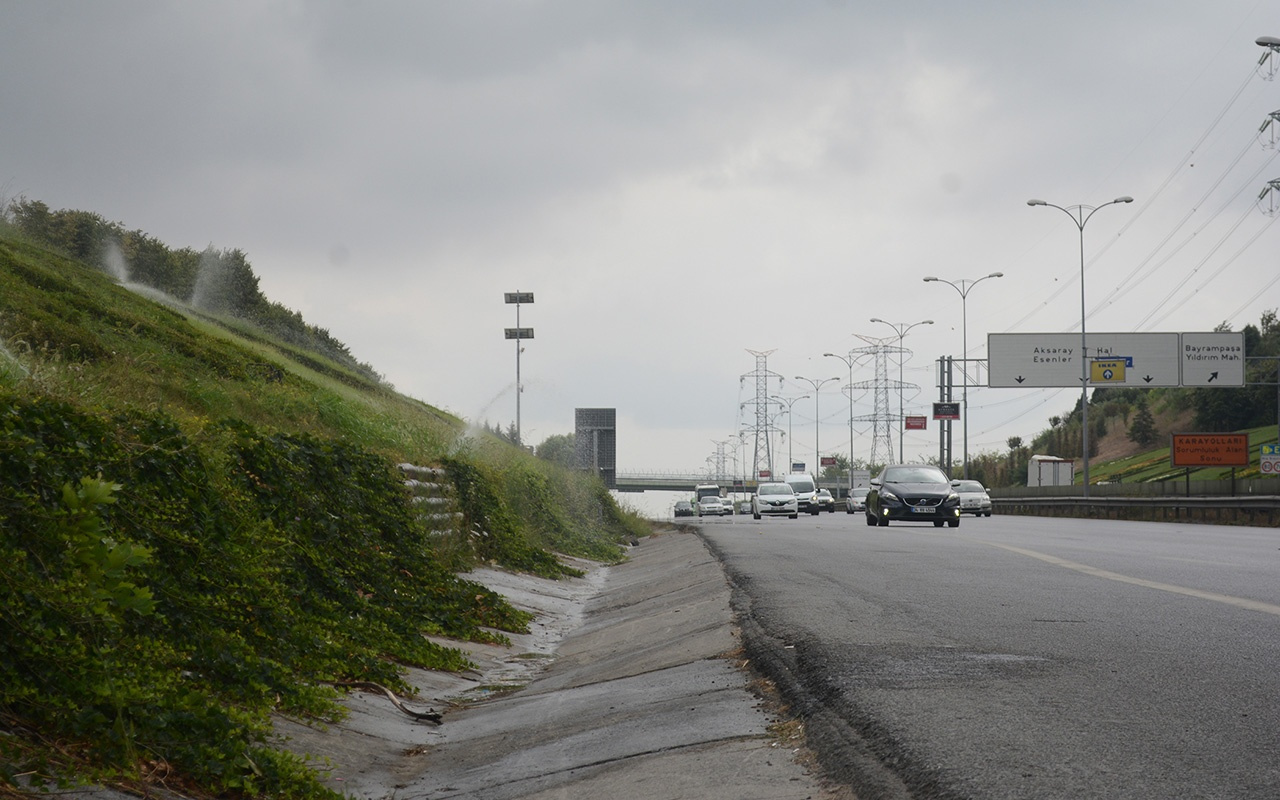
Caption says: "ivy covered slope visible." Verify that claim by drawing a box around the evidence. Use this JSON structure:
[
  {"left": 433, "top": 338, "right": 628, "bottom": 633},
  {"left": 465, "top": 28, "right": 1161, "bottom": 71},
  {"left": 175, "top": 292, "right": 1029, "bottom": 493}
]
[{"left": 0, "top": 229, "right": 648, "bottom": 798}]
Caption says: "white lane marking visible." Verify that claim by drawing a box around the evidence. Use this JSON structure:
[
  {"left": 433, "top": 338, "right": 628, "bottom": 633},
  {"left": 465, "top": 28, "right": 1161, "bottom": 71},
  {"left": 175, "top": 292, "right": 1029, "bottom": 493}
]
[{"left": 982, "top": 541, "right": 1280, "bottom": 618}]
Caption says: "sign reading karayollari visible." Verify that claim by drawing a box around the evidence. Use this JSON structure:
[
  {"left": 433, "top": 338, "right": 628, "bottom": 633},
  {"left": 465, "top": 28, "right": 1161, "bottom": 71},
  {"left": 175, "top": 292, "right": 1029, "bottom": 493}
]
[{"left": 1170, "top": 433, "right": 1250, "bottom": 468}]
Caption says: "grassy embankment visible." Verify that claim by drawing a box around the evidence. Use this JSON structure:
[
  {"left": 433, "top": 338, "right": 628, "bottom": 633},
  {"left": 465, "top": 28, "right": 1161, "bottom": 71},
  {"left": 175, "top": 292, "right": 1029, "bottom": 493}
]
[{"left": 0, "top": 230, "right": 649, "bottom": 798}]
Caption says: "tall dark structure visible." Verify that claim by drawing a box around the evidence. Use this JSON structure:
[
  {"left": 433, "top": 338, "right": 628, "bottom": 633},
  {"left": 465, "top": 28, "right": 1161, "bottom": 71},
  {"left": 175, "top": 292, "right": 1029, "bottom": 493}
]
[{"left": 574, "top": 408, "right": 616, "bottom": 489}]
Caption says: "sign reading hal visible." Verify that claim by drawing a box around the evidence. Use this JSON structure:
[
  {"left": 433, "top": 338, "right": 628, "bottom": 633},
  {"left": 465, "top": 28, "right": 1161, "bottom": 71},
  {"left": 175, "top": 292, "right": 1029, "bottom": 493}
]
[{"left": 988, "top": 332, "right": 1244, "bottom": 388}]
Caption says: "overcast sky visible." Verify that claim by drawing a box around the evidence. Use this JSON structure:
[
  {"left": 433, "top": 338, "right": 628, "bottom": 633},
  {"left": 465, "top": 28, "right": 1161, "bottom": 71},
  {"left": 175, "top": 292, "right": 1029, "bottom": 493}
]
[{"left": 4, "top": 1, "right": 1279, "bottom": 509}]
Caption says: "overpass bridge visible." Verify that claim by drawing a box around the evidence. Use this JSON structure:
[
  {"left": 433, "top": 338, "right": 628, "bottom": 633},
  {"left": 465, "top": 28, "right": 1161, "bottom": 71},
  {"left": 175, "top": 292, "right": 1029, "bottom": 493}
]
[{"left": 614, "top": 472, "right": 848, "bottom": 494}]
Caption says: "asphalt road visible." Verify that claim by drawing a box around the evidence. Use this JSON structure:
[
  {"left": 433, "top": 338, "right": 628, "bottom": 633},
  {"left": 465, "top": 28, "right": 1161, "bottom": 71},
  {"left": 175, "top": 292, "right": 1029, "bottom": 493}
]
[{"left": 694, "top": 511, "right": 1280, "bottom": 799}]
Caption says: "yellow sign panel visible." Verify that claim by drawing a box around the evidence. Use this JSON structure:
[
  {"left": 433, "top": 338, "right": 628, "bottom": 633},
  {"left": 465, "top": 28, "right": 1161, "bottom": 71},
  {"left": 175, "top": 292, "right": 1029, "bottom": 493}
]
[{"left": 1091, "top": 359, "right": 1127, "bottom": 383}]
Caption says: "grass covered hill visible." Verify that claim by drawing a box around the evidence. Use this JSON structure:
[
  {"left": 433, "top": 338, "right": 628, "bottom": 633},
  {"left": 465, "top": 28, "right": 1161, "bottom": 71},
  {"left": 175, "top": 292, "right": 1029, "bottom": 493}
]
[{"left": 0, "top": 217, "right": 648, "bottom": 799}]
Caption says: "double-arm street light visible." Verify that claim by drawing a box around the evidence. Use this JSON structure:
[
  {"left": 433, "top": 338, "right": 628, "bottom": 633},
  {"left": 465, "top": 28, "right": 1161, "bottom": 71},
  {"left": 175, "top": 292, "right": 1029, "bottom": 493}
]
[
  {"left": 770, "top": 395, "right": 809, "bottom": 471},
  {"left": 824, "top": 352, "right": 859, "bottom": 490},
  {"left": 1027, "top": 196, "right": 1133, "bottom": 496},
  {"left": 922, "top": 273, "right": 1003, "bottom": 478},
  {"left": 793, "top": 375, "right": 840, "bottom": 476},
  {"left": 870, "top": 318, "right": 934, "bottom": 463}
]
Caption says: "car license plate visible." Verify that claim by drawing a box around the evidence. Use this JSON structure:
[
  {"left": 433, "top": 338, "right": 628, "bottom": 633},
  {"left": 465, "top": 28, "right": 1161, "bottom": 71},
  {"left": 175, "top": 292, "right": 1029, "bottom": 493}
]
[{"left": 910, "top": 507, "right": 935, "bottom": 514}]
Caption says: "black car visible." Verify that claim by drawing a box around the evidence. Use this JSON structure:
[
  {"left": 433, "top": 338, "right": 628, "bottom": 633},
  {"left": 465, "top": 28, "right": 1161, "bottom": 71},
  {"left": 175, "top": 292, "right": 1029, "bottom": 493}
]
[
  {"left": 864, "top": 464, "right": 961, "bottom": 528},
  {"left": 673, "top": 500, "right": 695, "bottom": 518}
]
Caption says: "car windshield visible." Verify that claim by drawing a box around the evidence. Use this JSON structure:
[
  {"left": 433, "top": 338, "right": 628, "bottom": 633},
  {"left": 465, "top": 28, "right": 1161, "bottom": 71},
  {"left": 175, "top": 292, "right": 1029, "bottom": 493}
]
[
  {"left": 954, "top": 481, "right": 986, "bottom": 493},
  {"left": 882, "top": 466, "right": 949, "bottom": 484},
  {"left": 759, "top": 484, "right": 794, "bottom": 496},
  {"left": 817, "top": 490, "right": 831, "bottom": 497},
  {"left": 852, "top": 488, "right": 869, "bottom": 498}
]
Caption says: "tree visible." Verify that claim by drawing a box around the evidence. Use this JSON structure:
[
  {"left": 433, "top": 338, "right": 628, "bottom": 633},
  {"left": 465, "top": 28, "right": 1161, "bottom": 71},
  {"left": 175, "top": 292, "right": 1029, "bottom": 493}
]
[
  {"left": 1127, "top": 399, "right": 1159, "bottom": 447},
  {"left": 535, "top": 434, "right": 577, "bottom": 468}
]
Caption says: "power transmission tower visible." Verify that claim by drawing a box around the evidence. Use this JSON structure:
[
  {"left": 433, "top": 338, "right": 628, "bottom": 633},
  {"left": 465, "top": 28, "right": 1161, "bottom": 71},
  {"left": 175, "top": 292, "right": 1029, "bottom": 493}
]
[
  {"left": 1258, "top": 178, "right": 1280, "bottom": 216},
  {"left": 707, "top": 439, "right": 732, "bottom": 482},
  {"left": 741, "top": 349, "right": 783, "bottom": 480},
  {"left": 848, "top": 336, "right": 900, "bottom": 468}
]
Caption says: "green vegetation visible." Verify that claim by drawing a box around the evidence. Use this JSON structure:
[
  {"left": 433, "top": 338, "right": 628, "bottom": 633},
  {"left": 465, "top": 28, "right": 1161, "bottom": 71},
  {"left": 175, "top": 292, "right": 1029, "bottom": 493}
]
[{"left": 0, "top": 207, "right": 648, "bottom": 798}]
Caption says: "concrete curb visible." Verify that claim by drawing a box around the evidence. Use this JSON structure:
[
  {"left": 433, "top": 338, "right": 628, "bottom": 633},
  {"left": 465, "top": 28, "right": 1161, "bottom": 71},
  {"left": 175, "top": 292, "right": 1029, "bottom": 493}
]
[{"left": 277, "top": 530, "right": 837, "bottom": 799}]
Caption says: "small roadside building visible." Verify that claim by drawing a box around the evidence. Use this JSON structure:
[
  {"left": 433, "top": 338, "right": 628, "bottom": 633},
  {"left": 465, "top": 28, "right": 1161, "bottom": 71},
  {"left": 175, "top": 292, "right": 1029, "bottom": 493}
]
[{"left": 1027, "top": 454, "right": 1075, "bottom": 487}]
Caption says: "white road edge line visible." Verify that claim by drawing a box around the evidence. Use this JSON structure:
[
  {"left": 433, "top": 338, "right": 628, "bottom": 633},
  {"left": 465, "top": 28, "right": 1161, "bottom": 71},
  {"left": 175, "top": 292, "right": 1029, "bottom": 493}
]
[{"left": 981, "top": 541, "right": 1280, "bottom": 618}]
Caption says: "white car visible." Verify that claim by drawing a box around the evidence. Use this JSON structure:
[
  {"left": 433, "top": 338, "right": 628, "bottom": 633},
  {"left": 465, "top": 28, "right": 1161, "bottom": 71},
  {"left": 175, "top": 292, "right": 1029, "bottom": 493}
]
[
  {"left": 951, "top": 479, "right": 993, "bottom": 516},
  {"left": 752, "top": 483, "right": 799, "bottom": 519},
  {"left": 697, "top": 496, "right": 727, "bottom": 517},
  {"left": 845, "top": 487, "right": 869, "bottom": 514}
]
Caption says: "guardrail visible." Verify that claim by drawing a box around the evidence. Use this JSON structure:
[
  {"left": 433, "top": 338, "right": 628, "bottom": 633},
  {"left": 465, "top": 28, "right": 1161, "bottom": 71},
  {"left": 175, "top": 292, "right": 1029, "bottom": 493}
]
[{"left": 991, "top": 477, "right": 1280, "bottom": 526}]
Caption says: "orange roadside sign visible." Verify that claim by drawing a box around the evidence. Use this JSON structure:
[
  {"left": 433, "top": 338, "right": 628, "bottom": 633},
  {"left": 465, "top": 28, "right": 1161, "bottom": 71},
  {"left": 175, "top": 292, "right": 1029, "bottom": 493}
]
[{"left": 1170, "top": 433, "right": 1249, "bottom": 468}]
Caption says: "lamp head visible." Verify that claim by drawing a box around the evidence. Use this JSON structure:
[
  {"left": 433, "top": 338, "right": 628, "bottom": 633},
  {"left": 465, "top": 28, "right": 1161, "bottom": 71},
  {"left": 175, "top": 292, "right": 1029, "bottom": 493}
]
[
  {"left": 1027, "top": 199, "right": 1047, "bottom": 206},
  {"left": 1115, "top": 196, "right": 1134, "bottom": 204},
  {"left": 923, "top": 276, "right": 938, "bottom": 281},
  {"left": 1258, "top": 36, "right": 1280, "bottom": 47},
  {"left": 870, "top": 317, "right": 885, "bottom": 323},
  {"left": 990, "top": 271, "right": 1005, "bottom": 278}
]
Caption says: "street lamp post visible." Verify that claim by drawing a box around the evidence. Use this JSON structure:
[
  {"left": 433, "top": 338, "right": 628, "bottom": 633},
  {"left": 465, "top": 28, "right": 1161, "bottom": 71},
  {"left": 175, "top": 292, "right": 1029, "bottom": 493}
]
[
  {"left": 1027, "top": 196, "right": 1133, "bottom": 497},
  {"left": 824, "top": 352, "right": 859, "bottom": 491},
  {"left": 793, "top": 376, "right": 840, "bottom": 477},
  {"left": 770, "top": 395, "right": 809, "bottom": 472},
  {"left": 922, "top": 273, "right": 1003, "bottom": 479},
  {"left": 869, "top": 318, "right": 934, "bottom": 463}
]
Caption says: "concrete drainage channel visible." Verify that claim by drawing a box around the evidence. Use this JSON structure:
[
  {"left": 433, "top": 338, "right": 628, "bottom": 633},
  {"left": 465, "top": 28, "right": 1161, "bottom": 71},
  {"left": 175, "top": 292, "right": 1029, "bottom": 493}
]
[{"left": 274, "top": 530, "right": 846, "bottom": 799}]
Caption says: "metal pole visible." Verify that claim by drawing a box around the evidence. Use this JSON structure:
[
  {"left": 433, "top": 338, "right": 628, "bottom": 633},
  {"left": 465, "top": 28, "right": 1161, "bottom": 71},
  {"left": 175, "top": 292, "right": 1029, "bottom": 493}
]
[
  {"left": 898, "top": 340, "right": 904, "bottom": 461},
  {"left": 961, "top": 294, "right": 968, "bottom": 478},
  {"left": 922, "top": 275, "right": 1002, "bottom": 477},
  {"left": 946, "top": 357, "right": 954, "bottom": 474},
  {"left": 794, "top": 377, "right": 839, "bottom": 473},
  {"left": 847, "top": 362, "right": 854, "bottom": 486},
  {"left": 1027, "top": 197, "right": 1132, "bottom": 499},
  {"left": 824, "top": 353, "right": 858, "bottom": 490},
  {"left": 942, "top": 358, "right": 952, "bottom": 468},
  {"left": 1077, "top": 220, "right": 1088, "bottom": 494},
  {"left": 815, "top": 394, "right": 820, "bottom": 477}
]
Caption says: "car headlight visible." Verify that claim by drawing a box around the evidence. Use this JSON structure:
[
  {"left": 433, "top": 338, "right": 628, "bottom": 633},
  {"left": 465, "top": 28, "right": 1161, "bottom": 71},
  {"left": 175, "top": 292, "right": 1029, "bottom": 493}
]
[
  {"left": 880, "top": 489, "right": 898, "bottom": 502},
  {"left": 947, "top": 491, "right": 959, "bottom": 502}
]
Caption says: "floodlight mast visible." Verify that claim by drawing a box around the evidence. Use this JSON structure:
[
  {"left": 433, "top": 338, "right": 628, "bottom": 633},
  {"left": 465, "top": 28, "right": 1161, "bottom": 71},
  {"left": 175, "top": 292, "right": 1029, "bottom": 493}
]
[{"left": 503, "top": 291, "right": 535, "bottom": 446}]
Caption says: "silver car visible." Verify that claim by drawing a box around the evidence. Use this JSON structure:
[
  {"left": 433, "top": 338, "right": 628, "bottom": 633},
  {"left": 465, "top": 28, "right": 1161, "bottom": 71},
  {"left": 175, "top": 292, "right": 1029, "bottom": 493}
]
[
  {"left": 951, "top": 479, "right": 993, "bottom": 516},
  {"left": 697, "top": 496, "right": 727, "bottom": 517},
  {"left": 845, "top": 487, "right": 869, "bottom": 514}
]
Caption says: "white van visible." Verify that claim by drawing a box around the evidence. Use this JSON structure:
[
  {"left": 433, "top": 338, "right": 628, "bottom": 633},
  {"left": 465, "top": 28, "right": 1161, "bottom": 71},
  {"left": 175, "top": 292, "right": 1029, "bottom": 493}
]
[
  {"left": 783, "top": 473, "right": 820, "bottom": 515},
  {"left": 694, "top": 483, "right": 721, "bottom": 502}
]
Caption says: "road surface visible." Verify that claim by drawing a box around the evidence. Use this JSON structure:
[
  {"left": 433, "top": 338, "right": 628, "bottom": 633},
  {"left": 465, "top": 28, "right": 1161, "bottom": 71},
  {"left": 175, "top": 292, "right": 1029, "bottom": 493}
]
[{"left": 695, "top": 512, "right": 1280, "bottom": 799}]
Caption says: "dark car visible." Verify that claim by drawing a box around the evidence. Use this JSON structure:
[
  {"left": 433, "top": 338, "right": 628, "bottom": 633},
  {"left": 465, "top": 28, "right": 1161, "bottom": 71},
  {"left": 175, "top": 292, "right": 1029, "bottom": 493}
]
[
  {"left": 865, "top": 464, "right": 960, "bottom": 528},
  {"left": 674, "top": 500, "right": 695, "bottom": 518}
]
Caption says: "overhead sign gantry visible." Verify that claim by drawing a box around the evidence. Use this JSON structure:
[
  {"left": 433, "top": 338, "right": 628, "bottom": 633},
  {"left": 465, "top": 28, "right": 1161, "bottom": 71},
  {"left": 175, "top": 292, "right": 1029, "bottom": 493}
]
[{"left": 987, "top": 331, "right": 1244, "bottom": 388}]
